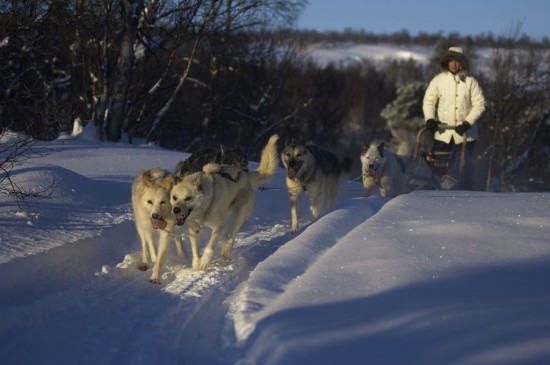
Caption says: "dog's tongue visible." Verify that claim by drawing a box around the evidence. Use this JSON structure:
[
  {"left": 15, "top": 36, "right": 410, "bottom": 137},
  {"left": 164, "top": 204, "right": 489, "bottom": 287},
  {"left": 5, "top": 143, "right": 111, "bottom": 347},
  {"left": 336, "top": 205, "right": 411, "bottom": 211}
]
[
  {"left": 176, "top": 214, "right": 186, "bottom": 226},
  {"left": 175, "top": 208, "right": 192, "bottom": 226},
  {"left": 287, "top": 168, "right": 298, "bottom": 180},
  {"left": 151, "top": 218, "right": 167, "bottom": 230}
]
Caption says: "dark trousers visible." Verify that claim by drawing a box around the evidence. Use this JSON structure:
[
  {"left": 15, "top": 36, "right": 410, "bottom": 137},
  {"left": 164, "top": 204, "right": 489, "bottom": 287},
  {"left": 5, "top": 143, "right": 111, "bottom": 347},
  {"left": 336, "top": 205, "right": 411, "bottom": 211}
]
[{"left": 432, "top": 139, "right": 476, "bottom": 189}]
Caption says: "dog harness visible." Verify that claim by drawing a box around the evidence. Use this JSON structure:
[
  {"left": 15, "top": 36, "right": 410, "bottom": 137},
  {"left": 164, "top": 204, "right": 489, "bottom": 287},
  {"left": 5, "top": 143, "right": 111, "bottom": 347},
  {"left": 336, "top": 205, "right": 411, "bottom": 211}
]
[
  {"left": 366, "top": 155, "right": 405, "bottom": 187},
  {"left": 219, "top": 170, "right": 240, "bottom": 183}
]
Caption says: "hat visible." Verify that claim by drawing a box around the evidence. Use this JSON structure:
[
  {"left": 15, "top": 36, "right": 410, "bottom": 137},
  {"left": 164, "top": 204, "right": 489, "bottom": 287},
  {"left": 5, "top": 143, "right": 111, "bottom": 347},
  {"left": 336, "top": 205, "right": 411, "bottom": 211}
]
[{"left": 439, "top": 46, "right": 468, "bottom": 71}]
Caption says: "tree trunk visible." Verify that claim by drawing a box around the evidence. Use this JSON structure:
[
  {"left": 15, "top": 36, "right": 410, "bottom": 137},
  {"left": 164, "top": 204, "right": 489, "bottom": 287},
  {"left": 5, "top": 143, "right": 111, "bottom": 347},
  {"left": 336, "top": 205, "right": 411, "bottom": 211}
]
[
  {"left": 106, "top": 0, "right": 143, "bottom": 141},
  {"left": 145, "top": 0, "right": 216, "bottom": 144}
]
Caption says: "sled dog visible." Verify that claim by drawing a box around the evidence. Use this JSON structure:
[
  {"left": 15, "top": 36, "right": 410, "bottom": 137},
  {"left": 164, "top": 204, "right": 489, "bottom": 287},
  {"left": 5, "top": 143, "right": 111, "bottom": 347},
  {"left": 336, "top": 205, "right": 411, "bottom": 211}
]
[
  {"left": 281, "top": 139, "right": 352, "bottom": 233},
  {"left": 176, "top": 146, "right": 249, "bottom": 177},
  {"left": 170, "top": 135, "right": 279, "bottom": 270},
  {"left": 131, "top": 169, "right": 185, "bottom": 284},
  {"left": 360, "top": 141, "right": 408, "bottom": 197}
]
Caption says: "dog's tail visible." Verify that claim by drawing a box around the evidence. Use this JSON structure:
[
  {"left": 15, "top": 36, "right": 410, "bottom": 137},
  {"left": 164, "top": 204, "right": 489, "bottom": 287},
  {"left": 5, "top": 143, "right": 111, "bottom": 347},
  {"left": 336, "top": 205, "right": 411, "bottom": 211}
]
[
  {"left": 249, "top": 134, "right": 280, "bottom": 188},
  {"left": 390, "top": 127, "right": 414, "bottom": 160}
]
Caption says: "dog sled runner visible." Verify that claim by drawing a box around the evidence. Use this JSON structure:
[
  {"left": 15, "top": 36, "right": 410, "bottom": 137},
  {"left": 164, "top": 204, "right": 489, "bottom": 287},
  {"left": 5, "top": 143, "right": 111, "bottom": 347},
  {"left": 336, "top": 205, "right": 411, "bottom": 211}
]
[{"left": 407, "top": 124, "right": 467, "bottom": 191}]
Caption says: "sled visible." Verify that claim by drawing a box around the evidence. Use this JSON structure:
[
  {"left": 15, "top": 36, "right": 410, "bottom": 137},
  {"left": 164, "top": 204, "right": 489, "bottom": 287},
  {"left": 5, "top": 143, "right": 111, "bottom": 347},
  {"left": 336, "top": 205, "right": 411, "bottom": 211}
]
[{"left": 407, "top": 124, "right": 467, "bottom": 191}]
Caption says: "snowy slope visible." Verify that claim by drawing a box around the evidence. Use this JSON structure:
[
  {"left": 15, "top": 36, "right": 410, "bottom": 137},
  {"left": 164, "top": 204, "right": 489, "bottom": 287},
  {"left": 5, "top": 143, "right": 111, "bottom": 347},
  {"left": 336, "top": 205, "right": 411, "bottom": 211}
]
[{"left": 305, "top": 43, "right": 433, "bottom": 68}]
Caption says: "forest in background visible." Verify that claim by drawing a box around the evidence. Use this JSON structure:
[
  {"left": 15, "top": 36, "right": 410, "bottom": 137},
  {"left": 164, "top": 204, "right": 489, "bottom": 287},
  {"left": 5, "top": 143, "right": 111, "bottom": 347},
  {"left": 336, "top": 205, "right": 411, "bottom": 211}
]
[{"left": 1, "top": 0, "right": 549, "bottom": 192}]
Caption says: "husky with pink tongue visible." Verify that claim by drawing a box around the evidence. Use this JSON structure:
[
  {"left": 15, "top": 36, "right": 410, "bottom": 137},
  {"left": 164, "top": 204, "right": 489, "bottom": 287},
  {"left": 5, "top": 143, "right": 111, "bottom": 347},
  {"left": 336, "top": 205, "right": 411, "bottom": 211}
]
[
  {"left": 131, "top": 169, "right": 185, "bottom": 284},
  {"left": 281, "top": 139, "right": 352, "bottom": 233}
]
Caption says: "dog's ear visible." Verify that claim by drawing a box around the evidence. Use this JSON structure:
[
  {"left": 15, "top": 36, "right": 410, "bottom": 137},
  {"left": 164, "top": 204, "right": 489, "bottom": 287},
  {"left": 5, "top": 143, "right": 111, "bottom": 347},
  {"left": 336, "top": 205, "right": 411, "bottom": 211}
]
[
  {"left": 140, "top": 169, "right": 160, "bottom": 187},
  {"left": 377, "top": 142, "right": 385, "bottom": 158},
  {"left": 161, "top": 174, "right": 174, "bottom": 188},
  {"left": 141, "top": 170, "right": 154, "bottom": 187}
]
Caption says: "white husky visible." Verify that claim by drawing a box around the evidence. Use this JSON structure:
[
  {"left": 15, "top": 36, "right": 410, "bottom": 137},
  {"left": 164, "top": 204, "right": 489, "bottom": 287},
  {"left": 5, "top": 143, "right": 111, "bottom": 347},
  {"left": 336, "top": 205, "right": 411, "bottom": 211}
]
[
  {"left": 131, "top": 169, "right": 185, "bottom": 284},
  {"left": 171, "top": 135, "right": 279, "bottom": 271},
  {"left": 361, "top": 141, "right": 408, "bottom": 197}
]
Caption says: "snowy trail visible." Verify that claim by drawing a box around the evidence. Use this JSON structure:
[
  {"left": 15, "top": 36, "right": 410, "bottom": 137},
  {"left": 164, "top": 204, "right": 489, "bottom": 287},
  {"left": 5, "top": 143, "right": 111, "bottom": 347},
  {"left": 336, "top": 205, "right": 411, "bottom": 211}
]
[
  {"left": 0, "top": 221, "right": 164, "bottom": 364},
  {"left": 0, "top": 214, "right": 298, "bottom": 364},
  {"left": 0, "top": 136, "right": 382, "bottom": 364}
]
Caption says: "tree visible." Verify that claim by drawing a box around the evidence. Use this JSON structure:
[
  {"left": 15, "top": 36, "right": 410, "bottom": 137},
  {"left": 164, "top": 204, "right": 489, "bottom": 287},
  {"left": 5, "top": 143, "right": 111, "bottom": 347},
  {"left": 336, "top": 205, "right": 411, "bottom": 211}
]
[
  {"left": 479, "top": 44, "right": 550, "bottom": 191},
  {"left": 0, "top": 0, "right": 306, "bottom": 144},
  {"left": 138, "top": 0, "right": 307, "bottom": 146},
  {"left": 0, "top": 0, "right": 75, "bottom": 139},
  {"left": 106, "top": 0, "right": 143, "bottom": 141},
  {"left": 380, "top": 81, "right": 426, "bottom": 155},
  {"left": 0, "top": 130, "right": 57, "bottom": 205},
  {"left": 380, "top": 81, "right": 425, "bottom": 131}
]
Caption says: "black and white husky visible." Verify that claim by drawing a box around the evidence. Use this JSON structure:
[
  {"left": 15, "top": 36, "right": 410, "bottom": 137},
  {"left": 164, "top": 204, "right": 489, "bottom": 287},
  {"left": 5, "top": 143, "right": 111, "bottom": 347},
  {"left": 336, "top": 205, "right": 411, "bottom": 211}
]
[{"left": 281, "top": 139, "right": 352, "bottom": 233}]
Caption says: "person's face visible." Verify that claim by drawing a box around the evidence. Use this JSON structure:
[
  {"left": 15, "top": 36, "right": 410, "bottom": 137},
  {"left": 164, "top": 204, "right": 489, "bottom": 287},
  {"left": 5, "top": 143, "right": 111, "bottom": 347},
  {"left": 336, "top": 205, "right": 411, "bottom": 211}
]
[{"left": 448, "top": 59, "right": 461, "bottom": 74}]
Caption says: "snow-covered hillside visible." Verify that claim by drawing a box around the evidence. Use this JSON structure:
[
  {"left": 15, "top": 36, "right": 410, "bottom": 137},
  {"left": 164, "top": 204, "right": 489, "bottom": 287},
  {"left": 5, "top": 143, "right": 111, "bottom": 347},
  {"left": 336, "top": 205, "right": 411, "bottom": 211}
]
[{"left": 304, "top": 43, "right": 433, "bottom": 68}]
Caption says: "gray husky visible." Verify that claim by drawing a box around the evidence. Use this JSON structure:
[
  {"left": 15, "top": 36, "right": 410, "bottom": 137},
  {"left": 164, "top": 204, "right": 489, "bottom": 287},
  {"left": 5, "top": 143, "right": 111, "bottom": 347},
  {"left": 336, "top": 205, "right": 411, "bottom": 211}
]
[{"left": 281, "top": 139, "right": 351, "bottom": 233}]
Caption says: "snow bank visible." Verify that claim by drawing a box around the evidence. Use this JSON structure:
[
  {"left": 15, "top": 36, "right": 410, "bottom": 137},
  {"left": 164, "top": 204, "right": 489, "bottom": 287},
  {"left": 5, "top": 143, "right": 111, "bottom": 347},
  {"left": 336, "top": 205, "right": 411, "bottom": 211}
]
[
  {"left": 233, "top": 196, "right": 388, "bottom": 341},
  {"left": 234, "top": 191, "right": 550, "bottom": 365}
]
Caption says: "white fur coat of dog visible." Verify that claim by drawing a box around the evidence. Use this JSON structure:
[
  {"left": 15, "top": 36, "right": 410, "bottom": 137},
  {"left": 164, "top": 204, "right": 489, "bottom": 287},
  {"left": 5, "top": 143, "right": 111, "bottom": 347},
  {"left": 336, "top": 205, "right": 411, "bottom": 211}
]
[{"left": 361, "top": 142, "right": 408, "bottom": 197}]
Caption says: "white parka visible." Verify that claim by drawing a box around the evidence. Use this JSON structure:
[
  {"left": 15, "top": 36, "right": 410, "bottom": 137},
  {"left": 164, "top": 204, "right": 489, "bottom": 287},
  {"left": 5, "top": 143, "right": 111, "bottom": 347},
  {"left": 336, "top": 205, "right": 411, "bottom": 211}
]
[{"left": 423, "top": 71, "right": 486, "bottom": 144}]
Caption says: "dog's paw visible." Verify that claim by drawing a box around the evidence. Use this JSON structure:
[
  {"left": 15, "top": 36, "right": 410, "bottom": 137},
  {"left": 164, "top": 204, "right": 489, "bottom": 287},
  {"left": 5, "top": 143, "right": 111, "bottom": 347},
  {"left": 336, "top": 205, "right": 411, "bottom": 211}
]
[
  {"left": 198, "top": 249, "right": 214, "bottom": 270},
  {"left": 137, "top": 263, "right": 149, "bottom": 271},
  {"left": 149, "top": 278, "right": 161, "bottom": 285},
  {"left": 220, "top": 246, "right": 233, "bottom": 262},
  {"left": 197, "top": 262, "right": 210, "bottom": 271},
  {"left": 198, "top": 256, "right": 212, "bottom": 271}
]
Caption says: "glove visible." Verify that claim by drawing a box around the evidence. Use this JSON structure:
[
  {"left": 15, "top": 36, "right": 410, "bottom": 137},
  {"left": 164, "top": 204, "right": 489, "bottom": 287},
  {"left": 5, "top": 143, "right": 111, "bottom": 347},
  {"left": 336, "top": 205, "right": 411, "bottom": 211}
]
[
  {"left": 455, "top": 121, "right": 471, "bottom": 136},
  {"left": 426, "top": 119, "right": 439, "bottom": 132}
]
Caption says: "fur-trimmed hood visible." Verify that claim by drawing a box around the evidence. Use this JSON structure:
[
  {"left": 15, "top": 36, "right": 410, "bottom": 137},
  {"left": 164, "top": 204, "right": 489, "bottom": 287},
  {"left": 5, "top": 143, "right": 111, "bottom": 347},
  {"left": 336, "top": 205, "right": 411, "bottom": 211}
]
[{"left": 439, "top": 46, "right": 469, "bottom": 80}]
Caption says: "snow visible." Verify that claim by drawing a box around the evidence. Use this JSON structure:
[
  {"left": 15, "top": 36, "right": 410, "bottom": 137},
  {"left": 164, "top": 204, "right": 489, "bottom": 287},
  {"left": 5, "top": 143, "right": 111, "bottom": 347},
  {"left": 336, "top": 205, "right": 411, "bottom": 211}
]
[
  {"left": 1, "top": 134, "right": 549, "bottom": 365},
  {"left": 1, "top": 43, "right": 550, "bottom": 364},
  {"left": 235, "top": 193, "right": 550, "bottom": 365},
  {"left": 305, "top": 43, "right": 433, "bottom": 68}
]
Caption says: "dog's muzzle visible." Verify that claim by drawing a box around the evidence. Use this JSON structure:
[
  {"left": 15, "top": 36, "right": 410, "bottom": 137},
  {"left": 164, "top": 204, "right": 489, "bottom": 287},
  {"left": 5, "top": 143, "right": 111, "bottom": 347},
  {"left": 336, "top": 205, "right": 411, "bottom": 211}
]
[
  {"left": 367, "top": 165, "right": 382, "bottom": 185},
  {"left": 173, "top": 206, "right": 193, "bottom": 226},
  {"left": 286, "top": 159, "right": 302, "bottom": 180},
  {"left": 151, "top": 215, "right": 168, "bottom": 230}
]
